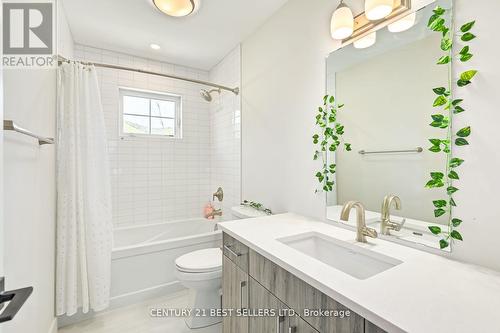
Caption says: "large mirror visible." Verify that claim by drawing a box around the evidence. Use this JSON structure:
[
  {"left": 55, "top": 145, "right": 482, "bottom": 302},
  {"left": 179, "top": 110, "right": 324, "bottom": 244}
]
[{"left": 326, "top": 0, "right": 453, "bottom": 251}]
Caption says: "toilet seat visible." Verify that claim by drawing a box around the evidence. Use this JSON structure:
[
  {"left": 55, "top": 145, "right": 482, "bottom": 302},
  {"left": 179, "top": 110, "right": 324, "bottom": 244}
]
[{"left": 175, "top": 248, "right": 222, "bottom": 273}]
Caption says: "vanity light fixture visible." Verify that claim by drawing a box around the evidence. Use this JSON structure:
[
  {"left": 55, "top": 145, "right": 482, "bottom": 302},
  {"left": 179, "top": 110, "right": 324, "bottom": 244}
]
[
  {"left": 353, "top": 31, "right": 377, "bottom": 48},
  {"left": 388, "top": 12, "right": 416, "bottom": 32},
  {"left": 150, "top": 43, "right": 161, "bottom": 50},
  {"left": 152, "top": 0, "right": 199, "bottom": 17},
  {"left": 365, "top": 0, "right": 394, "bottom": 21},
  {"left": 330, "top": 0, "right": 354, "bottom": 40}
]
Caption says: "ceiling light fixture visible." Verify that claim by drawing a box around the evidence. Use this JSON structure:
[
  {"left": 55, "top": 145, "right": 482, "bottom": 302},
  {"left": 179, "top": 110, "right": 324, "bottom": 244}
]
[
  {"left": 388, "top": 12, "right": 416, "bottom": 32},
  {"left": 150, "top": 43, "right": 161, "bottom": 50},
  {"left": 152, "top": 0, "right": 199, "bottom": 18},
  {"left": 331, "top": 0, "right": 354, "bottom": 40},
  {"left": 365, "top": 0, "right": 394, "bottom": 21},
  {"left": 353, "top": 32, "right": 377, "bottom": 49}
]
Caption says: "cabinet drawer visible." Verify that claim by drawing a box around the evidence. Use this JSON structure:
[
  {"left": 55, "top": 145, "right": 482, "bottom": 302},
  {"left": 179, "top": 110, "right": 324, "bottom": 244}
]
[
  {"left": 223, "top": 232, "right": 249, "bottom": 273},
  {"left": 249, "top": 249, "right": 364, "bottom": 333}
]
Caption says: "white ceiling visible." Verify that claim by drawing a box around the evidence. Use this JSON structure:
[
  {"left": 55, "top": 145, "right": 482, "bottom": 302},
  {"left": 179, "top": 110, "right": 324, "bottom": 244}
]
[{"left": 61, "top": 0, "right": 289, "bottom": 70}]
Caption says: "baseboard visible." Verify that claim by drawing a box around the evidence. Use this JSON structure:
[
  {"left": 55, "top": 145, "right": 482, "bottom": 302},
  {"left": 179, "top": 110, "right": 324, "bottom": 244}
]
[
  {"left": 57, "top": 281, "right": 185, "bottom": 328},
  {"left": 48, "top": 317, "right": 58, "bottom": 333}
]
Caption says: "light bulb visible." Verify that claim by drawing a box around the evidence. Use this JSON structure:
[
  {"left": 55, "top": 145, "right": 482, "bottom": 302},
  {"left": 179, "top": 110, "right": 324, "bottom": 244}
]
[
  {"left": 331, "top": 2, "right": 354, "bottom": 40},
  {"left": 388, "top": 12, "right": 416, "bottom": 32},
  {"left": 153, "top": 0, "right": 198, "bottom": 17},
  {"left": 365, "top": 0, "right": 394, "bottom": 21},
  {"left": 354, "top": 32, "right": 377, "bottom": 49}
]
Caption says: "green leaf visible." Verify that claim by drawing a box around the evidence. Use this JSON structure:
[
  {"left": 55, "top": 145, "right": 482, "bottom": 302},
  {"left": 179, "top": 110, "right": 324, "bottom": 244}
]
[
  {"left": 452, "top": 99, "right": 464, "bottom": 106},
  {"left": 461, "top": 21, "right": 475, "bottom": 33},
  {"left": 456, "top": 126, "right": 471, "bottom": 137},
  {"left": 460, "top": 70, "right": 478, "bottom": 81},
  {"left": 448, "top": 170, "right": 459, "bottom": 180},
  {"left": 454, "top": 105, "right": 465, "bottom": 114},
  {"left": 440, "top": 239, "right": 449, "bottom": 249},
  {"left": 433, "top": 87, "right": 447, "bottom": 95},
  {"left": 433, "top": 200, "right": 447, "bottom": 208},
  {"left": 450, "top": 197, "right": 457, "bottom": 207},
  {"left": 451, "top": 230, "right": 463, "bottom": 241},
  {"left": 449, "top": 158, "right": 465, "bottom": 168},
  {"left": 431, "top": 172, "right": 444, "bottom": 180},
  {"left": 434, "top": 208, "right": 446, "bottom": 217},
  {"left": 447, "top": 186, "right": 459, "bottom": 195},
  {"left": 437, "top": 56, "right": 451, "bottom": 65},
  {"left": 338, "top": 103, "right": 345, "bottom": 108},
  {"left": 461, "top": 32, "right": 476, "bottom": 41},
  {"left": 460, "top": 53, "right": 473, "bottom": 62},
  {"left": 429, "top": 138, "right": 441, "bottom": 146},
  {"left": 433, "top": 6, "right": 446, "bottom": 15},
  {"left": 329, "top": 95, "right": 335, "bottom": 104},
  {"left": 345, "top": 143, "right": 352, "bottom": 151},
  {"left": 433, "top": 96, "right": 448, "bottom": 107},
  {"left": 459, "top": 46, "right": 470, "bottom": 55},
  {"left": 457, "top": 79, "right": 471, "bottom": 87},
  {"left": 429, "top": 146, "right": 441, "bottom": 153},
  {"left": 428, "top": 13, "right": 439, "bottom": 26},
  {"left": 455, "top": 138, "right": 469, "bottom": 146},
  {"left": 440, "top": 38, "right": 452, "bottom": 51},
  {"left": 431, "top": 114, "right": 444, "bottom": 122},
  {"left": 426, "top": 179, "right": 444, "bottom": 188},
  {"left": 452, "top": 218, "right": 463, "bottom": 227},
  {"left": 429, "top": 226, "right": 442, "bottom": 235},
  {"left": 430, "top": 18, "right": 446, "bottom": 31}
]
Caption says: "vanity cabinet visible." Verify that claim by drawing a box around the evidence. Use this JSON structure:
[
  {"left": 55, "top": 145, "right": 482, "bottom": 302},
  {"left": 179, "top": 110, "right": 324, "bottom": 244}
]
[
  {"left": 222, "top": 256, "right": 249, "bottom": 333},
  {"left": 249, "top": 276, "right": 318, "bottom": 333},
  {"left": 222, "top": 232, "right": 386, "bottom": 333}
]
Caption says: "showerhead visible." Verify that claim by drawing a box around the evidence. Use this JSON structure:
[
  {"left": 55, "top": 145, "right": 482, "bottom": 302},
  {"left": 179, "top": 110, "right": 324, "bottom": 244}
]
[{"left": 200, "top": 88, "right": 221, "bottom": 102}]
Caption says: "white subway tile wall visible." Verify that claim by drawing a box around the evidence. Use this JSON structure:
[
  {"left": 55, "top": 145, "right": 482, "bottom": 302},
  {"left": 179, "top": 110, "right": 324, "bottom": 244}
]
[
  {"left": 208, "top": 46, "right": 242, "bottom": 221},
  {"left": 74, "top": 44, "right": 240, "bottom": 227}
]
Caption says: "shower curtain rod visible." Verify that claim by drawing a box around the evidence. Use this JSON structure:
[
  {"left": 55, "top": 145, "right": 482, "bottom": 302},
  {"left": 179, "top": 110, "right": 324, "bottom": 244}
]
[{"left": 57, "top": 55, "right": 240, "bottom": 95}]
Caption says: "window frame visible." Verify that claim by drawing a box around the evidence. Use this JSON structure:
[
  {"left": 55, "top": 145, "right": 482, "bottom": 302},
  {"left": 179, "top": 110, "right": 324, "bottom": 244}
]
[{"left": 118, "top": 87, "right": 183, "bottom": 140}]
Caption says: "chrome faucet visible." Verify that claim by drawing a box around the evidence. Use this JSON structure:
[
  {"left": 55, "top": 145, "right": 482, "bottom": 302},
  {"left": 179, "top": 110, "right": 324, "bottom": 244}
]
[
  {"left": 340, "top": 201, "right": 378, "bottom": 243},
  {"left": 380, "top": 195, "right": 406, "bottom": 235}
]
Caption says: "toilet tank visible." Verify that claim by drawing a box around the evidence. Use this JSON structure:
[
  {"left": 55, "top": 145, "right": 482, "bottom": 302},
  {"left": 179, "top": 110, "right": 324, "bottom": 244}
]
[{"left": 230, "top": 205, "right": 270, "bottom": 219}]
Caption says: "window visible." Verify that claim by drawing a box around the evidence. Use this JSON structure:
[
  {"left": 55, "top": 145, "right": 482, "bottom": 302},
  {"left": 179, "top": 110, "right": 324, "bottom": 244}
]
[{"left": 119, "top": 88, "right": 182, "bottom": 138}]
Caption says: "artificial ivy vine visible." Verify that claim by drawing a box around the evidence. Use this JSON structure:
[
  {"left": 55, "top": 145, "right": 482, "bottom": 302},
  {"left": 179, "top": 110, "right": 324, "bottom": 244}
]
[
  {"left": 313, "top": 95, "right": 351, "bottom": 193},
  {"left": 426, "top": 5, "right": 477, "bottom": 249}
]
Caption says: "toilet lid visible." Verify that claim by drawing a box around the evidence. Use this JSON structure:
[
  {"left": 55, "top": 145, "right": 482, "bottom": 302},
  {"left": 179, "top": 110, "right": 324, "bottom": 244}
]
[{"left": 175, "top": 248, "right": 222, "bottom": 273}]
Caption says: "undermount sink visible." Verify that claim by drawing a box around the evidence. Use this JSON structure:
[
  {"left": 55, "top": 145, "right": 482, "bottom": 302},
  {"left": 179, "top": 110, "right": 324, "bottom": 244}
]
[{"left": 277, "top": 232, "right": 402, "bottom": 279}]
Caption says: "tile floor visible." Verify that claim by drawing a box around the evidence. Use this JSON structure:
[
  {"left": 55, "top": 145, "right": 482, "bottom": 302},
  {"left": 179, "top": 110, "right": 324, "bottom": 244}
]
[{"left": 58, "top": 290, "right": 222, "bottom": 333}]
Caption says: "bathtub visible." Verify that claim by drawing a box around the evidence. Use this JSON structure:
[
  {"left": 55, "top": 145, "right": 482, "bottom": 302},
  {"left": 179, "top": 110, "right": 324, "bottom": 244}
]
[
  {"left": 110, "top": 218, "right": 222, "bottom": 308},
  {"left": 58, "top": 218, "right": 222, "bottom": 327}
]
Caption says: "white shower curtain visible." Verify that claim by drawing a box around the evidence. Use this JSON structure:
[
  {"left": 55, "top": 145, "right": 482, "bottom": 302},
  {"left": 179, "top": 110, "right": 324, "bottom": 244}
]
[{"left": 56, "top": 62, "right": 113, "bottom": 316}]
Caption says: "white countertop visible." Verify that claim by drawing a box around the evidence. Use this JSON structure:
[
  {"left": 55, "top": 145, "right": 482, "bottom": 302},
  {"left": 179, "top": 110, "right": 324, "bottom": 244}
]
[{"left": 219, "top": 213, "right": 500, "bottom": 333}]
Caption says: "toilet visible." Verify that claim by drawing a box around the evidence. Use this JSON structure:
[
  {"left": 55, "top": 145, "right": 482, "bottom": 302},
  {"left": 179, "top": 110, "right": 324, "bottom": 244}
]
[{"left": 175, "top": 205, "right": 269, "bottom": 329}]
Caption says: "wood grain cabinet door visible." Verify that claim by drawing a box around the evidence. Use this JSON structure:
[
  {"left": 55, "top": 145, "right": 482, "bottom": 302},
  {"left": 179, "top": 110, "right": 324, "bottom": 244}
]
[
  {"left": 289, "top": 315, "right": 320, "bottom": 333},
  {"left": 222, "top": 255, "right": 249, "bottom": 333},
  {"left": 248, "top": 276, "right": 287, "bottom": 333}
]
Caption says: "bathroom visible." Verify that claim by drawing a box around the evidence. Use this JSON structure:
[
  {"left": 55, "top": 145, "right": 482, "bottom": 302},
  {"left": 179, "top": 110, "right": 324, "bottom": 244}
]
[{"left": 1, "top": 0, "right": 499, "bottom": 332}]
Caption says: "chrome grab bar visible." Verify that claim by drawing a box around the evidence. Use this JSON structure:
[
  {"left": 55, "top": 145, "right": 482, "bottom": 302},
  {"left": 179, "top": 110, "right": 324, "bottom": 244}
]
[
  {"left": 4, "top": 120, "right": 54, "bottom": 145},
  {"left": 359, "top": 147, "right": 423, "bottom": 155}
]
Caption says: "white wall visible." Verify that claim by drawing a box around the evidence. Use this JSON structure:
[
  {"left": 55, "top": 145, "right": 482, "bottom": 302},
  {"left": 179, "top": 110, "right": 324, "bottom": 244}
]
[
  {"left": 75, "top": 45, "right": 212, "bottom": 227},
  {"left": 241, "top": 0, "right": 500, "bottom": 271},
  {"left": 1, "top": 3, "right": 74, "bottom": 333},
  {"left": 209, "top": 46, "right": 242, "bottom": 220},
  {"left": 242, "top": 0, "right": 337, "bottom": 219}
]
